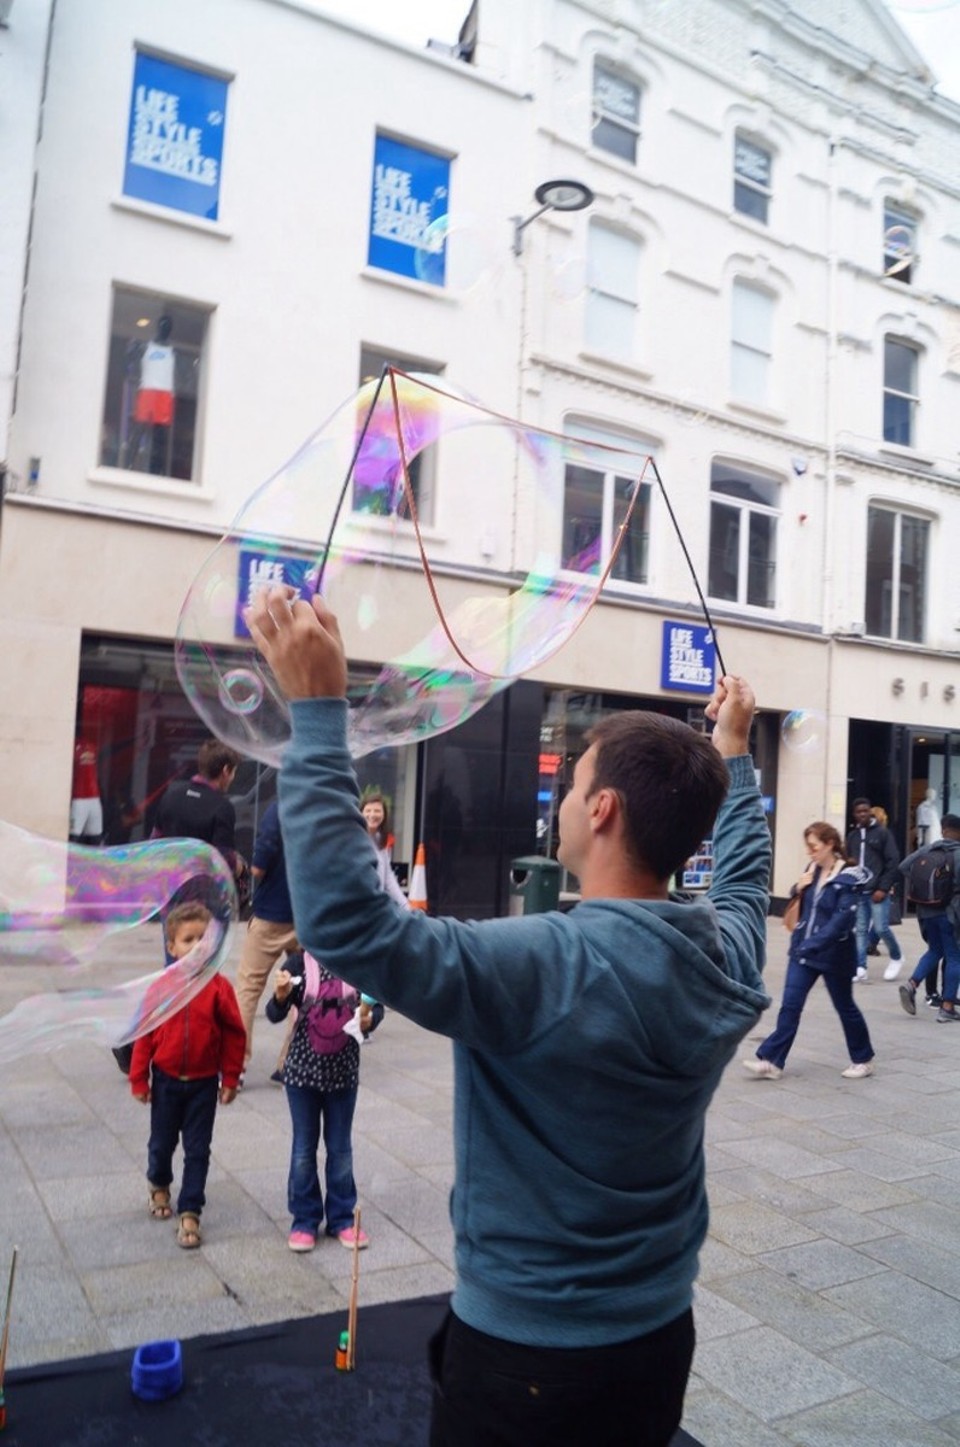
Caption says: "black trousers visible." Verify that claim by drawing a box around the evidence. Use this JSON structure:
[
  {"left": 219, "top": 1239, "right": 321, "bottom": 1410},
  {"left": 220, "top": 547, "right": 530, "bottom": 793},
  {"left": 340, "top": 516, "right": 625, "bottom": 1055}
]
[{"left": 428, "top": 1306, "right": 695, "bottom": 1447}]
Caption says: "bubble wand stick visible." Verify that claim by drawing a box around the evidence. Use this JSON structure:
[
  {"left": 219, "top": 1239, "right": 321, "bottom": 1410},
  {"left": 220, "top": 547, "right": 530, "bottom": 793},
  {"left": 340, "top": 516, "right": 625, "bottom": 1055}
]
[
  {"left": 0, "top": 1246, "right": 19, "bottom": 1432},
  {"left": 346, "top": 1206, "right": 361, "bottom": 1371},
  {"left": 649, "top": 458, "right": 728, "bottom": 680}
]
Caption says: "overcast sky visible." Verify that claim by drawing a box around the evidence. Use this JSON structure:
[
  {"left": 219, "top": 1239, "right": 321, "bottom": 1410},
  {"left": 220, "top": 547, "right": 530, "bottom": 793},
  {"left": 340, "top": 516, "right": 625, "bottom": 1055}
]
[{"left": 314, "top": 0, "right": 960, "bottom": 103}]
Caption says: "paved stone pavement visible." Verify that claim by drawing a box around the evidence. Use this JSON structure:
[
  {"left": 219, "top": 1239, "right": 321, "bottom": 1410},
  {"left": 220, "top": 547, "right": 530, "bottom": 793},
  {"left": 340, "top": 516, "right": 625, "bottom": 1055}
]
[{"left": 2, "top": 915, "right": 960, "bottom": 1444}]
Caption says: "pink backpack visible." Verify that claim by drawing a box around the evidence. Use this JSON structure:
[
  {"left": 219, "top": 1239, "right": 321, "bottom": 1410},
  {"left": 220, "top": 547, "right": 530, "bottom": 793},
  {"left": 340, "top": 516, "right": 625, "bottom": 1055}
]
[{"left": 300, "top": 951, "right": 358, "bottom": 1055}]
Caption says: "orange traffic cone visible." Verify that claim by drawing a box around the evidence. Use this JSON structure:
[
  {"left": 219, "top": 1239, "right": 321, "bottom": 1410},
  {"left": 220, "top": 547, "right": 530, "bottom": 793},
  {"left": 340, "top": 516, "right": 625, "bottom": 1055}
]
[{"left": 408, "top": 843, "right": 428, "bottom": 911}]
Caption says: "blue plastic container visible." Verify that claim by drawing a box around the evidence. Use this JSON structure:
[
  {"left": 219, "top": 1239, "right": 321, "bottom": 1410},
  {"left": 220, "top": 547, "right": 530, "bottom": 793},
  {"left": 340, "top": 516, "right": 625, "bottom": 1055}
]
[{"left": 131, "top": 1338, "right": 183, "bottom": 1401}]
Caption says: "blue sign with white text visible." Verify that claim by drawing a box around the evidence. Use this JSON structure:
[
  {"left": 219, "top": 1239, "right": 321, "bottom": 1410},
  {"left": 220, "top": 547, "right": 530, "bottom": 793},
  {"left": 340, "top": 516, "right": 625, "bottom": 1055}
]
[
  {"left": 367, "top": 134, "right": 450, "bottom": 283},
  {"left": 124, "top": 52, "right": 228, "bottom": 221},
  {"left": 660, "top": 622, "right": 716, "bottom": 694},
  {"left": 235, "top": 552, "right": 319, "bottom": 640}
]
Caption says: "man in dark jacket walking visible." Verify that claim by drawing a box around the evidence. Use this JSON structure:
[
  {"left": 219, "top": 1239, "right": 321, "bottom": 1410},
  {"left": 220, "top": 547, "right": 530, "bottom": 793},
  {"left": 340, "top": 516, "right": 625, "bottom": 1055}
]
[
  {"left": 845, "top": 797, "right": 904, "bottom": 983},
  {"left": 897, "top": 814, "right": 960, "bottom": 1021}
]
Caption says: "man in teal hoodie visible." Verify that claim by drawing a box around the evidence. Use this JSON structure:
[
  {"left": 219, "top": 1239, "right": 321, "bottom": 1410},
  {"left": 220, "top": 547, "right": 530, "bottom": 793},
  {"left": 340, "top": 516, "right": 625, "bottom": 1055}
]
[{"left": 247, "top": 587, "right": 770, "bottom": 1447}]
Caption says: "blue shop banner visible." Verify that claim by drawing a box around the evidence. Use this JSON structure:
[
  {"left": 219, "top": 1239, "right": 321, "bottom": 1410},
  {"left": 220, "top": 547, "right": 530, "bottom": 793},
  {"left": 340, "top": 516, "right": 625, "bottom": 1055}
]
[
  {"left": 235, "top": 551, "right": 319, "bottom": 640},
  {"left": 123, "top": 52, "right": 228, "bottom": 220},
  {"left": 660, "top": 621, "right": 716, "bottom": 694},
  {"left": 367, "top": 134, "right": 449, "bottom": 283}
]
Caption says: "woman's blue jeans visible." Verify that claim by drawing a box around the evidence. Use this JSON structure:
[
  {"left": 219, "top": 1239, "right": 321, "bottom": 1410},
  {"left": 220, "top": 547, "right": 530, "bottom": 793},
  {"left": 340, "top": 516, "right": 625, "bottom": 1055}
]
[
  {"left": 758, "top": 958, "right": 874, "bottom": 1069},
  {"left": 284, "top": 1082, "right": 358, "bottom": 1236}
]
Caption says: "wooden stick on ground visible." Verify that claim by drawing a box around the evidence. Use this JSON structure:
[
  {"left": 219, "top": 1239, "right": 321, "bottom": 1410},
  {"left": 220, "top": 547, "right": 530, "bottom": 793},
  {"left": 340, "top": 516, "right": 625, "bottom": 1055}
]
[
  {"left": 0, "top": 1246, "right": 19, "bottom": 1401},
  {"left": 346, "top": 1207, "right": 361, "bottom": 1371}
]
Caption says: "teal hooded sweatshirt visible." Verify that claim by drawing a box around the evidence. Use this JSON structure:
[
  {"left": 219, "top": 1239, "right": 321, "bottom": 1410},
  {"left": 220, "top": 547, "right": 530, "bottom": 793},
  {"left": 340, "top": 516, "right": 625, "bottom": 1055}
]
[{"left": 279, "top": 699, "right": 770, "bottom": 1347}]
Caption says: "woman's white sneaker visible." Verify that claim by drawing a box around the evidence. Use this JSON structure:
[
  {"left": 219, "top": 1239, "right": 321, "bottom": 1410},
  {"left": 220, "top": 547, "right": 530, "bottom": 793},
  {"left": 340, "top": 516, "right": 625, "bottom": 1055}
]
[
  {"left": 742, "top": 1058, "right": 782, "bottom": 1080},
  {"left": 841, "top": 1061, "right": 874, "bottom": 1079}
]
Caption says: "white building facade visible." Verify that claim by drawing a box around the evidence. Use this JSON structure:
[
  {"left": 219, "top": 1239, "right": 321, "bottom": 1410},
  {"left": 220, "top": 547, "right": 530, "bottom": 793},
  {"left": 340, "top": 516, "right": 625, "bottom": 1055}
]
[{"left": 1, "top": 0, "right": 959, "bottom": 912}]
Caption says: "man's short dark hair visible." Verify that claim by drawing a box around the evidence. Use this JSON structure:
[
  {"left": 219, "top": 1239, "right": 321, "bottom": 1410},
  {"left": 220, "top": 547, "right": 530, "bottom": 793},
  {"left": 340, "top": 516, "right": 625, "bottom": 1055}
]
[
  {"left": 197, "top": 738, "right": 241, "bottom": 780},
  {"left": 941, "top": 814, "right": 960, "bottom": 832},
  {"left": 585, "top": 712, "right": 729, "bottom": 881},
  {"left": 852, "top": 796, "right": 871, "bottom": 810}
]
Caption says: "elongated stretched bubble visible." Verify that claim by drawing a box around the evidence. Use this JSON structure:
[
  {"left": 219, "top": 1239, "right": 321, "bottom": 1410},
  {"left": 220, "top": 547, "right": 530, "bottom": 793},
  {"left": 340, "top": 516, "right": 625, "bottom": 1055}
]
[
  {"left": 0, "top": 821, "right": 236, "bottom": 1062},
  {"left": 175, "top": 369, "right": 655, "bottom": 764}
]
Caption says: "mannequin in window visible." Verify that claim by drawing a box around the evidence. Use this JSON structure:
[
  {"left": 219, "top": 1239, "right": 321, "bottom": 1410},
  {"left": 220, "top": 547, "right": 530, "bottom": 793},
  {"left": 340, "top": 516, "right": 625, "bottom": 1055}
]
[
  {"left": 916, "top": 788, "right": 942, "bottom": 847},
  {"left": 129, "top": 314, "right": 176, "bottom": 475},
  {"left": 69, "top": 733, "right": 103, "bottom": 846}
]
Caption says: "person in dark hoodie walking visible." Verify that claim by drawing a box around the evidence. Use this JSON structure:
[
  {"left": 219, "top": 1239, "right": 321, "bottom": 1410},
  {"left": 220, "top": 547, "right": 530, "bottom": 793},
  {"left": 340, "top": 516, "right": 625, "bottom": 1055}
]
[
  {"left": 245, "top": 584, "right": 770, "bottom": 1447},
  {"left": 897, "top": 813, "right": 960, "bottom": 1023},
  {"left": 845, "top": 796, "right": 903, "bottom": 983}
]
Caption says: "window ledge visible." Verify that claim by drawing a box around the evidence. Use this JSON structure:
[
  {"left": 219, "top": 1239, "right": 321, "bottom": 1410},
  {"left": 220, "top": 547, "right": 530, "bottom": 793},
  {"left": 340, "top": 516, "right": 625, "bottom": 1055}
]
[
  {"left": 878, "top": 443, "right": 935, "bottom": 468},
  {"left": 360, "top": 265, "right": 459, "bottom": 304},
  {"left": 577, "top": 350, "right": 653, "bottom": 384},
  {"left": 88, "top": 465, "right": 215, "bottom": 502},
  {"left": 111, "top": 196, "right": 233, "bottom": 239},
  {"left": 727, "top": 398, "right": 787, "bottom": 426},
  {"left": 343, "top": 511, "right": 446, "bottom": 545}
]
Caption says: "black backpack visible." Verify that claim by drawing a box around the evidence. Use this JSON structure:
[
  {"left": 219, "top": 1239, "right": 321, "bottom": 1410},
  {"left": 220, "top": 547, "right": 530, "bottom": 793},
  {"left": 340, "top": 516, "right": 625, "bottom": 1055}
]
[{"left": 905, "top": 849, "right": 955, "bottom": 906}]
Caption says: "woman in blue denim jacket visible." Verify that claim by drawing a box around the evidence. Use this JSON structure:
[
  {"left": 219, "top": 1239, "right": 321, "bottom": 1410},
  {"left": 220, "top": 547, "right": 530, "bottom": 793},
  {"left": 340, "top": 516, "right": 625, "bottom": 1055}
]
[{"left": 744, "top": 822, "right": 875, "bottom": 1081}]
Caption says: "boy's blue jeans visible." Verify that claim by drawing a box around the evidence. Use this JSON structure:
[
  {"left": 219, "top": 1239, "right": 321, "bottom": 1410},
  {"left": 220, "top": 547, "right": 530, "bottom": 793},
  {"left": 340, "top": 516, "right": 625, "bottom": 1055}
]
[
  {"left": 911, "top": 912, "right": 960, "bottom": 1005},
  {"left": 284, "top": 1082, "right": 358, "bottom": 1236},
  {"left": 855, "top": 895, "right": 901, "bottom": 969},
  {"left": 147, "top": 1068, "right": 218, "bottom": 1215}
]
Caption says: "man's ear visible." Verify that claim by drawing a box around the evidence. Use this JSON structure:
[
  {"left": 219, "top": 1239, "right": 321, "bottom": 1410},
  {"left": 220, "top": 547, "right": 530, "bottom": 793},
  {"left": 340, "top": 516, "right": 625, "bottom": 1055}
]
[{"left": 589, "top": 787, "right": 620, "bottom": 835}]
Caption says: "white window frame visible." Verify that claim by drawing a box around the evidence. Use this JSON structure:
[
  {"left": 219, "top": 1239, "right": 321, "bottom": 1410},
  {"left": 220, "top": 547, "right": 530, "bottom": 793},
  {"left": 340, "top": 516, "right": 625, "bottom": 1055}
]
[
  {"left": 731, "top": 281, "right": 774, "bottom": 406},
  {"left": 733, "top": 133, "right": 772, "bottom": 223},
  {"left": 882, "top": 336, "right": 919, "bottom": 448},
  {"left": 707, "top": 465, "right": 779, "bottom": 611},
  {"left": 560, "top": 424, "right": 653, "bottom": 590},
  {"left": 591, "top": 63, "right": 641, "bottom": 164},
  {"left": 586, "top": 223, "right": 640, "bottom": 362},
  {"left": 865, "top": 505, "right": 928, "bottom": 643},
  {"left": 355, "top": 346, "right": 444, "bottom": 526}
]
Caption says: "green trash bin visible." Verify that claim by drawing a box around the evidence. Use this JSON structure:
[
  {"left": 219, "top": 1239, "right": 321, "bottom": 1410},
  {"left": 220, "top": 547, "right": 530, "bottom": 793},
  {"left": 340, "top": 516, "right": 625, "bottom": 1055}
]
[{"left": 509, "top": 856, "right": 561, "bottom": 915}]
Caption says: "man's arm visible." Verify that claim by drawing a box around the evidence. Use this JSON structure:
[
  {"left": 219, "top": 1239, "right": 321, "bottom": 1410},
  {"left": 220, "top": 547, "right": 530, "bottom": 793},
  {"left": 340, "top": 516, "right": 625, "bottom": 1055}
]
[{"left": 875, "top": 829, "right": 900, "bottom": 894}]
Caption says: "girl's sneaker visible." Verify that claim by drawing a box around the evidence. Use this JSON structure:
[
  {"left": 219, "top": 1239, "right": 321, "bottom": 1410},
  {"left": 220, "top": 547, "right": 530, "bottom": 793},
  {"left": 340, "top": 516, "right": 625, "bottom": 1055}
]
[
  {"left": 336, "top": 1226, "right": 369, "bottom": 1250},
  {"left": 288, "top": 1230, "right": 316, "bottom": 1253}
]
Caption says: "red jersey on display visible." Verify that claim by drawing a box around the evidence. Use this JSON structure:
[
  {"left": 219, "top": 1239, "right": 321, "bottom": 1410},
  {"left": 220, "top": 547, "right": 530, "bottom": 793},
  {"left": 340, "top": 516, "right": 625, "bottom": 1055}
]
[
  {"left": 135, "top": 342, "right": 175, "bottom": 425},
  {"left": 72, "top": 740, "right": 99, "bottom": 799}
]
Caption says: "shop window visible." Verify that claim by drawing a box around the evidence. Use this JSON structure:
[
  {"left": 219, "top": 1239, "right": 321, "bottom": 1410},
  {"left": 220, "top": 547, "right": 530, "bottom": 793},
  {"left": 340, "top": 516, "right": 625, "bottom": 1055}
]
[
  {"left": 883, "top": 337, "right": 919, "bottom": 447},
  {"left": 123, "top": 50, "right": 229, "bottom": 222},
  {"left": 883, "top": 202, "right": 917, "bottom": 284},
  {"left": 865, "top": 505, "right": 928, "bottom": 643},
  {"left": 731, "top": 280, "right": 774, "bottom": 406},
  {"left": 560, "top": 432, "right": 651, "bottom": 585},
  {"left": 354, "top": 347, "right": 444, "bottom": 525},
  {"left": 592, "top": 63, "right": 641, "bottom": 164},
  {"left": 734, "top": 134, "right": 772, "bottom": 223},
  {"left": 586, "top": 223, "right": 640, "bottom": 361},
  {"left": 99, "top": 288, "right": 208, "bottom": 480},
  {"left": 708, "top": 464, "right": 778, "bottom": 609}
]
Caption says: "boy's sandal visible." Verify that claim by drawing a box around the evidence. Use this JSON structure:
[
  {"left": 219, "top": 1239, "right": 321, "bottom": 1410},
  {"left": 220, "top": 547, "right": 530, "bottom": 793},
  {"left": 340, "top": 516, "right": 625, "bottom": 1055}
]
[
  {"left": 177, "top": 1212, "right": 202, "bottom": 1249},
  {"left": 148, "top": 1185, "right": 172, "bottom": 1219}
]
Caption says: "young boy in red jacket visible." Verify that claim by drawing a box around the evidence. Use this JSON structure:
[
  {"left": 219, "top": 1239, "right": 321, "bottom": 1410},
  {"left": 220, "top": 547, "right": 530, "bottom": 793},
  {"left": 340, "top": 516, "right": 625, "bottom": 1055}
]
[{"left": 130, "top": 902, "right": 245, "bottom": 1248}]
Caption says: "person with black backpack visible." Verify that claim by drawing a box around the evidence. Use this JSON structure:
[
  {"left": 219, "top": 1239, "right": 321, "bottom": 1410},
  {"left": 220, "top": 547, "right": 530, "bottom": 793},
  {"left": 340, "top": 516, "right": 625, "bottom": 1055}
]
[{"left": 897, "top": 814, "right": 960, "bottom": 1023}]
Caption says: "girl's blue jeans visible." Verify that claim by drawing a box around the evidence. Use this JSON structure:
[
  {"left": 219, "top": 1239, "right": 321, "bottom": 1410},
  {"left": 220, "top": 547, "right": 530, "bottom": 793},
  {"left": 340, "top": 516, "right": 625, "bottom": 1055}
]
[{"left": 284, "top": 1081, "right": 358, "bottom": 1236}]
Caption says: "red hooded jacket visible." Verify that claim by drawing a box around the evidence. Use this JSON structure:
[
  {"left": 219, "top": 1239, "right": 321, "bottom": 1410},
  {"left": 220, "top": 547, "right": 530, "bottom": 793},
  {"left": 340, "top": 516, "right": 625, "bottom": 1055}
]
[{"left": 130, "top": 975, "right": 245, "bottom": 1094}]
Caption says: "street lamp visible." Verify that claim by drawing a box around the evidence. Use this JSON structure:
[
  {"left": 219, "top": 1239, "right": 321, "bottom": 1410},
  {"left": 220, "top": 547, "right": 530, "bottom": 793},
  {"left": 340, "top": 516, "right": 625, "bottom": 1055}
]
[{"left": 512, "top": 178, "right": 594, "bottom": 255}]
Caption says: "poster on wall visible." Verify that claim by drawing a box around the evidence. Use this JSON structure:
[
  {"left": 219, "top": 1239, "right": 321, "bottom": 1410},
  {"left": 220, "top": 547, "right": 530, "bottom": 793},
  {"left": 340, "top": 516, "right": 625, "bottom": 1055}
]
[
  {"left": 123, "top": 51, "right": 229, "bottom": 221},
  {"left": 367, "top": 134, "right": 450, "bottom": 284},
  {"left": 234, "top": 551, "right": 319, "bottom": 640},
  {"left": 660, "top": 621, "right": 716, "bottom": 695}
]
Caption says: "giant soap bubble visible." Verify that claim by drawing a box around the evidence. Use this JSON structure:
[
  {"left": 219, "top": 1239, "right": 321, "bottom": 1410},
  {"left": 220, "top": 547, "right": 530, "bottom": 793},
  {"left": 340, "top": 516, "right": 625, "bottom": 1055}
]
[
  {"left": 176, "top": 369, "right": 654, "bottom": 765},
  {"left": 0, "top": 822, "right": 236, "bottom": 1061}
]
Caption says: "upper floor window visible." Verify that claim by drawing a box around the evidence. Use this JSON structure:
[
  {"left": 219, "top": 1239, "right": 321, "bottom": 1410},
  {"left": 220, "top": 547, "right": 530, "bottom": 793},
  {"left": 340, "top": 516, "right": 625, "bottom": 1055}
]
[
  {"left": 99, "top": 287, "right": 207, "bottom": 480},
  {"left": 586, "top": 223, "right": 640, "bottom": 361},
  {"left": 731, "top": 281, "right": 774, "bottom": 406},
  {"left": 367, "top": 133, "right": 451, "bottom": 285},
  {"left": 561, "top": 429, "right": 651, "bottom": 586},
  {"left": 883, "top": 337, "right": 919, "bottom": 447},
  {"left": 354, "top": 347, "right": 444, "bottom": 525},
  {"left": 592, "top": 64, "right": 641, "bottom": 164},
  {"left": 733, "top": 134, "right": 772, "bottom": 224},
  {"left": 708, "top": 464, "right": 778, "bottom": 609},
  {"left": 883, "top": 202, "right": 917, "bottom": 284},
  {"left": 124, "top": 51, "right": 229, "bottom": 222},
  {"left": 865, "top": 506, "right": 928, "bottom": 642}
]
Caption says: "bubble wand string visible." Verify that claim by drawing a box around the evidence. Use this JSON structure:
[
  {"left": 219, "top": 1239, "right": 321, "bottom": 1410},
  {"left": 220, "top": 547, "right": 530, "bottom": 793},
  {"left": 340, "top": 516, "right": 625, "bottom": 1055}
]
[
  {"left": 649, "top": 458, "right": 728, "bottom": 679},
  {"left": 312, "top": 368, "right": 391, "bottom": 595}
]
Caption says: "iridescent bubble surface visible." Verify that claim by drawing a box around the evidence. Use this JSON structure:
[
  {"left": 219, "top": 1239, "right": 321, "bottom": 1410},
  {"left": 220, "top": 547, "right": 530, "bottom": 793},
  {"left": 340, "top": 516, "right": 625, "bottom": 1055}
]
[
  {"left": 781, "top": 709, "right": 826, "bottom": 754},
  {"left": 175, "top": 369, "right": 655, "bottom": 765},
  {"left": 0, "top": 822, "right": 236, "bottom": 1061}
]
